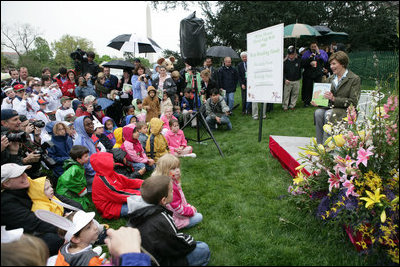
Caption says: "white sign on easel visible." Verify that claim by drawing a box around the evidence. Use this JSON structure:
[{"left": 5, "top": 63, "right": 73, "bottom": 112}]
[{"left": 247, "top": 23, "right": 284, "bottom": 103}]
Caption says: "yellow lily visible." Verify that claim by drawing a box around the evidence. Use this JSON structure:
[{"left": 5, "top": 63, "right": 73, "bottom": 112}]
[
  {"left": 305, "top": 150, "right": 319, "bottom": 156},
  {"left": 323, "top": 124, "right": 332, "bottom": 134},
  {"left": 293, "top": 172, "right": 304, "bottom": 185},
  {"left": 324, "top": 136, "right": 333, "bottom": 146},
  {"left": 375, "top": 106, "right": 387, "bottom": 118},
  {"left": 311, "top": 137, "right": 318, "bottom": 146},
  {"left": 381, "top": 210, "right": 386, "bottom": 223},
  {"left": 317, "top": 144, "right": 325, "bottom": 154},
  {"left": 295, "top": 164, "right": 306, "bottom": 171},
  {"left": 358, "top": 130, "right": 366, "bottom": 141},
  {"left": 360, "top": 188, "right": 386, "bottom": 208},
  {"left": 333, "top": 134, "right": 345, "bottom": 147}
]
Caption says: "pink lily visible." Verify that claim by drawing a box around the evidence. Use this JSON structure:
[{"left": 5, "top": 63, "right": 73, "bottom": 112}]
[
  {"left": 328, "top": 166, "right": 346, "bottom": 192},
  {"left": 343, "top": 178, "right": 359, "bottom": 197},
  {"left": 335, "top": 155, "right": 355, "bottom": 174},
  {"left": 356, "top": 147, "right": 374, "bottom": 167}
]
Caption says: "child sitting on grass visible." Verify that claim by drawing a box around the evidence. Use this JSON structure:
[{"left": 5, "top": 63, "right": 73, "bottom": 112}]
[
  {"left": 91, "top": 151, "right": 143, "bottom": 219},
  {"left": 127, "top": 175, "right": 210, "bottom": 266},
  {"left": 102, "top": 116, "right": 117, "bottom": 146},
  {"left": 145, "top": 117, "right": 169, "bottom": 163},
  {"left": 55, "top": 211, "right": 103, "bottom": 266},
  {"left": 142, "top": 86, "right": 160, "bottom": 122},
  {"left": 132, "top": 98, "right": 147, "bottom": 122},
  {"left": 136, "top": 121, "right": 149, "bottom": 151},
  {"left": 164, "top": 119, "right": 196, "bottom": 158},
  {"left": 121, "top": 123, "right": 155, "bottom": 174},
  {"left": 160, "top": 106, "right": 178, "bottom": 136},
  {"left": 160, "top": 91, "right": 173, "bottom": 116},
  {"left": 28, "top": 177, "right": 64, "bottom": 216},
  {"left": 153, "top": 154, "right": 202, "bottom": 229},
  {"left": 56, "top": 145, "right": 91, "bottom": 210}
]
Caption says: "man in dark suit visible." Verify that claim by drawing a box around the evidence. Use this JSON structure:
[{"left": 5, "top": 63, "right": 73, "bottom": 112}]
[{"left": 237, "top": 52, "right": 250, "bottom": 115}]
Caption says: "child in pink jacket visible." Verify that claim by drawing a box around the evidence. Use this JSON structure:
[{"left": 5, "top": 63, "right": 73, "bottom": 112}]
[
  {"left": 120, "top": 123, "right": 155, "bottom": 175},
  {"left": 164, "top": 119, "right": 196, "bottom": 158},
  {"left": 152, "top": 153, "right": 203, "bottom": 229},
  {"left": 160, "top": 107, "right": 177, "bottom": 136}
]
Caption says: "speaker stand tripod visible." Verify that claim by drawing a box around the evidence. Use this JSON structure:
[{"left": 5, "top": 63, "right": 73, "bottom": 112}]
[{"left": 181, "top": 69, "right": 224, "bottom": 157}]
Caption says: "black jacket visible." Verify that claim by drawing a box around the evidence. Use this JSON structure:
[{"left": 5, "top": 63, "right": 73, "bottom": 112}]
[
  {"left": 218, "top": 66, "right": 239, "bottom": 93},
  {"left": 152, "top": 77, "right": 177, "bottom": 98},
  {"left": 200, "top": 79, "right": 218, "bottom": 100},
  {"left": 237, "top": 61, "right": 247, "bottom": 86},
  {"left": 1, "top": 188, "right": 59, "bottom": 233},
  {"left": 283, "top": 57, "right": 302, "bottom": 81},
  {"left": 128, "top": 205, "right": 196, "bottom": 266}
]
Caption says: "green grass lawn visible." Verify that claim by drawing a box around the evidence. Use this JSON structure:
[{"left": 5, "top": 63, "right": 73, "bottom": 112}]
[{"left": 91, "top": 87, "right": 387, "bottom": 265}]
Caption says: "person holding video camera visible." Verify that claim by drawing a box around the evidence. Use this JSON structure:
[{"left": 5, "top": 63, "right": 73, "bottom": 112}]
[
  {"left": 131, "top": 64, "right": 152, "bottom": 100},
  {"left": 17, "top": 115, "right": 49, "bottom": 178},
  {"left": 300, "top": 41, "right": 328, "bottom": 107},
  {"left": 72, "top": 49, "right": 100, "bottom": 78},
  {"left": 1, "top": 110, "right": 42, "bottom": 175}
]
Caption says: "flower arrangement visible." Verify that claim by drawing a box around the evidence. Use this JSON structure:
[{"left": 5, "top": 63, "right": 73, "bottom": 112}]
[{"left": 289, "top": 92, "right": 399, "bottom": 264}]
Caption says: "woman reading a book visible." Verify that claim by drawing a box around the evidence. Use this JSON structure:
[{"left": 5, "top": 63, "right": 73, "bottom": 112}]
[{"left": 312, "top": 51, "right": 361, "bottom": 144}]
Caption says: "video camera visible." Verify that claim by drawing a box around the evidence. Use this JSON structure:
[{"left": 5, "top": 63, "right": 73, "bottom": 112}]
[
  {"left": 33, "top": 140, "right": 56, "bottom": 167},
  {"left": 31, "top": 120, "right": 46, "bottom": 128},
  {"left": 93, "top": 104, "right": 102, "bottom": 112},
  {"left": 139, "top": 74, "right": 151, "bottom": 82},
  {"left": 70, "top": 48, "right": 88, "bottom": 62}
]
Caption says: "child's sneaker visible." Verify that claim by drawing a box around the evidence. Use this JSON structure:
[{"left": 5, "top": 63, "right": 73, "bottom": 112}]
[{"left": 186, "top": 153, "right": 197, "bottom": 158}]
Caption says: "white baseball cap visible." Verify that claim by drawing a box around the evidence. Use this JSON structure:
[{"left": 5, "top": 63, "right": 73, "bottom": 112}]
[
  {"left": 1, "top": 163, "right": 31, "bottom": 184},
  {"left": 93, "top": 120, "right": 104, "bottom": 130},
  {"left": 1, "top": 226, "right": 24, "bottom": 243},
  {"left": 299, "top": 47, "right": 306, "bottom": 54},
  {"left": 65, "top": 210, "right": 96, "bottom": 242}
]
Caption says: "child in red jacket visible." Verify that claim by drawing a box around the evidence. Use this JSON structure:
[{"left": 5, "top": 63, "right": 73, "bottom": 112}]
[{"left": 91, "top": 152, "right": 143, "bottom": 219}]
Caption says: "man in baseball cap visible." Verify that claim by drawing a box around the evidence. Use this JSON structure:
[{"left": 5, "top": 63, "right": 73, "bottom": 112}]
[
  {"left": 1, "top": 163, "right": 31, "bottom": 188},
  {"left": 1, "top": 109, "right": 21, "bottom": 132}
]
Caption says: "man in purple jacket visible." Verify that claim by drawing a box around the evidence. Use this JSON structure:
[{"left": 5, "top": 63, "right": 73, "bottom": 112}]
[{"left": 301, "top": 42, "right": 328, "bottom": 107}]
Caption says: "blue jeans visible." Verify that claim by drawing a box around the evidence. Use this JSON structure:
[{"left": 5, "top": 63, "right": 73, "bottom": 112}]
[
  {"left": 127, "top": 161, "right": 155, "bottom": 172},
  {"left": 225, "top": 92, "right": 235, "bottom": 111},
  {"left": 206, "top": 115, "right": 232, "bottom": 130},
  {"left": 184, "top": 212, "right": 203, "bottom": 229},
  {"left": 186, "top": 241, "right": 210, "bottom": 266},
  {"left": 120, "top": 203, "right": 129, "bottom": 217}
]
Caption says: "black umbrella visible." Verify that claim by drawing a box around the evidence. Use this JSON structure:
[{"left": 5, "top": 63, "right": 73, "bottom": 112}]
[
  {"left": 206, "top": 46, "right": 239, "bottom": 59},
  {"left": 312, "top": 25, "right": 332, "bottom": 35},
  {"left": 107, "top": 33, "right": 162, "bottom": 55},
  {"left": 102, "top": 60, "right": 135, "bottom": 70},
  {"left": 318, "top": 31, "right": 349, "bottom": 44}
]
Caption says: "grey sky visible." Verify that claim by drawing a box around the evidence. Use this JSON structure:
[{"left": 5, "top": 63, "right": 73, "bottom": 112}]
[{"left": 1, "top": 1, "right": 207, "bottom": 59}]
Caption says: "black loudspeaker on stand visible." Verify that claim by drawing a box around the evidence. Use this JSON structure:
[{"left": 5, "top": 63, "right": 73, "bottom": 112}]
[{"left": 180, "top": 12, "right": 224, "bottom": 157}]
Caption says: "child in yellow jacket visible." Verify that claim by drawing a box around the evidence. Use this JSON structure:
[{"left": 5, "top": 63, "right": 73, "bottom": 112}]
[{"left": 28, "top": 177, "right": 64, "bottom": 216}]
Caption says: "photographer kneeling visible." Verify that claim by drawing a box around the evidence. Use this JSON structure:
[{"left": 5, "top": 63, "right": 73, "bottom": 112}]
[{"left": 1, "top": 110, "right": 40, "bottom": 172}]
